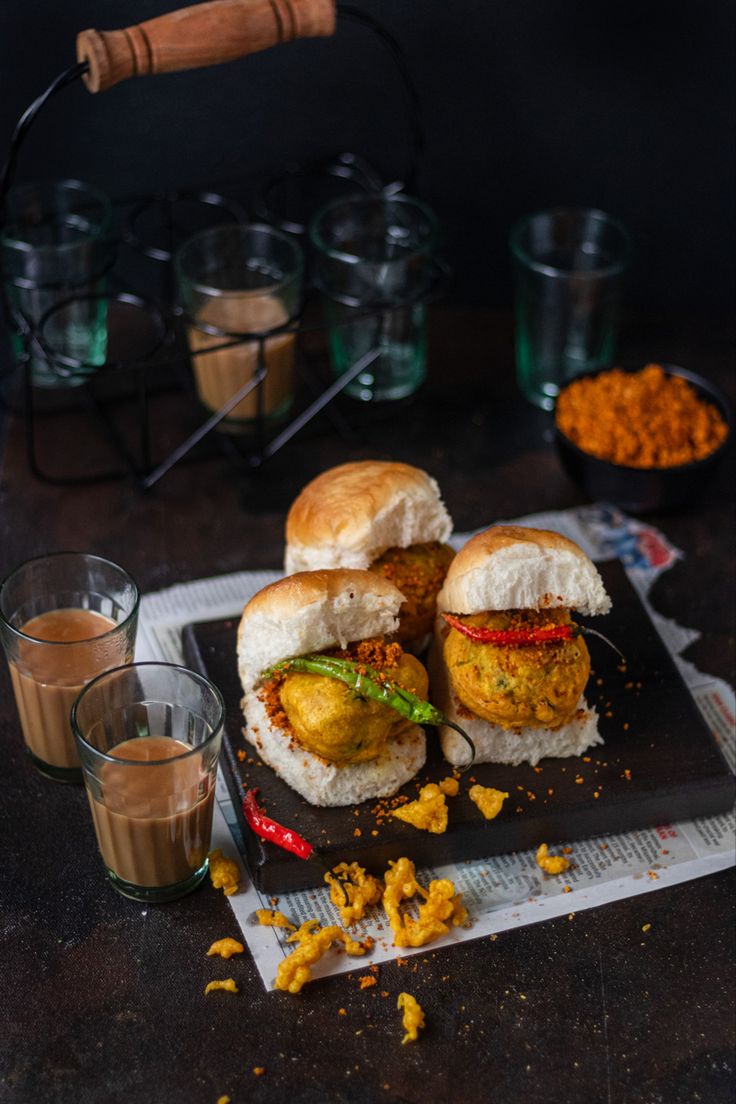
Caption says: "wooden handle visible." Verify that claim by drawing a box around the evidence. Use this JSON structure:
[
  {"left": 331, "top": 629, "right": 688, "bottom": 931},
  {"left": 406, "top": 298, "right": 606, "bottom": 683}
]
[{"left": 76, "top": 0, "right": 336, "bottom": 93}]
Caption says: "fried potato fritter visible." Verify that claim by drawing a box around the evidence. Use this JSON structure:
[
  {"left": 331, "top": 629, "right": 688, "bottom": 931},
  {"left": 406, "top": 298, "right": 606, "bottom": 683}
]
[
  {"left": 279, "top": 651, "right": 429, "bottom": 764},
  {"left": 444, "top": 609, "right": 589, "bottom": 729},
  {"left": 370, "top": 541, "right": 455, "bottom": 643}
]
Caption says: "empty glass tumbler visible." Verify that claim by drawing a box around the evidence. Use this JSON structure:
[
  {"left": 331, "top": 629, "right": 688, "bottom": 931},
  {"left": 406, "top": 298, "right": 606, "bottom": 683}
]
[
  {"left": 309, "top": 193, "right": 438, "bottom": 402},
  {"left": 1, "top": 179, "right": 113, "bottom": 388},
  {"left": 510, "top": 208, "right": 631, "bottom": 410}
]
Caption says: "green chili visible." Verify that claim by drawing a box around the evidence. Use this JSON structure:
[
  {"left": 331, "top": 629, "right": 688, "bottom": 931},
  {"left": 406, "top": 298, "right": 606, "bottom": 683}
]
[{"left": 263, "top": 654, "right": 476, "bottom": 766}]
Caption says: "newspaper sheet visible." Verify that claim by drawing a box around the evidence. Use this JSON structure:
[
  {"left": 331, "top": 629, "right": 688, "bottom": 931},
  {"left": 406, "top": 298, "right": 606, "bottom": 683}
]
[{"left": 136, "top": 505, "right": 735, "bottom": 990}]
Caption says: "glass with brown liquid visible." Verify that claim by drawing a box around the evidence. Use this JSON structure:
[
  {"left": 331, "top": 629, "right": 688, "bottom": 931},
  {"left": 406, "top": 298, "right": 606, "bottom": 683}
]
[
  {"left": 0, "top": 553, "right": 139, "bottom": 781},
  {"left": 72, "top": 663, "right": 224, "bottom": 903},
  {"left": 176, "top": 223, "right": 303, "bottom": 433}
]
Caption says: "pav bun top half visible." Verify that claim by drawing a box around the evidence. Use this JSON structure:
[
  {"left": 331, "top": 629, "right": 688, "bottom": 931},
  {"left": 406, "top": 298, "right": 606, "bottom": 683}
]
[
  {"left": 437, "top": 525, "right": 611, "bottom": 617},
  {"left": 284, "top": 461, "right": 453, "bottom": 574},
  {"left": 237, "top": 568, "right": 404, "bottom": 695}
]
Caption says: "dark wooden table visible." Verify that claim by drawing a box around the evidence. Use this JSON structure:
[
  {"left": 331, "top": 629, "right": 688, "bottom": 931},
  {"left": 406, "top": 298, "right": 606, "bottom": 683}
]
[{"left": 1, "top": 307, "right": 734, "bottom": 1104}]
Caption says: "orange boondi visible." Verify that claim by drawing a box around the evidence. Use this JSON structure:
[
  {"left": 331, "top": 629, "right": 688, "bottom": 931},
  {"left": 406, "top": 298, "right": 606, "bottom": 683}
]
[{"left": 556, "top": 363, "right": 728, "bottom": 468}]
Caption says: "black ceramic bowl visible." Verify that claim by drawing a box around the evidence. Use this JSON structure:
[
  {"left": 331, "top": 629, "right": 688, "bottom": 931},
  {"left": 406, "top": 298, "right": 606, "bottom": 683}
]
[{"left": 554, "top": 364, "right": 732, "bottom": 514}]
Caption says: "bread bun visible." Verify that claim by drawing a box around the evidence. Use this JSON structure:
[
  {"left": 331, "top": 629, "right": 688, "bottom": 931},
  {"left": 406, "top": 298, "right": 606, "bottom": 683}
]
[
  {"left": 437, "top": 525, "right": 611, "bottom": 616},
  {"left": 237, "top": 568, "right": 403, "bottom": 695},
  {"left": 284, "top": 460, "right": 453, "bottom": 573},
  {"left": 428, "top": 629, "right": 602, "bottom": 766},
  {"left": 237, "top": 568, "right": 427, "bottom": 805}
]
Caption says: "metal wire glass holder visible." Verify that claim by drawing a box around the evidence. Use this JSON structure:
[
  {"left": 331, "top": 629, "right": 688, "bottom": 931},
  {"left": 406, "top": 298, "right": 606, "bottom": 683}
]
[{"left": 0, "top": 5, "right": 443, "bottom": 489}]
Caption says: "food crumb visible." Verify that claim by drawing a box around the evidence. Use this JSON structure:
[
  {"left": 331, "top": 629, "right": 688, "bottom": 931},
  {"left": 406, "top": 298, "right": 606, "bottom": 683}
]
[
  {"left": 207, "top": 849, "right": 240, "bottom": 896},
  {"left": 207, "top": 938, "right": 245, "bottom": 959},
  {"left": 216, "top": 1096, "right": 230, "bottom": 1104},
  {"left": 354, "top": 828, "right": 362, "bottom": 837},
  {"left": 647, "top": 870, "right": 659, "bottom": 880},
  {"left": 338, "top": 1008, "right": 347, "bottom": 1016},
  {"left": 252, "top": 1067, "right": 265, "bottom": 1076},
  {"left": 236, "top": 749, "right": 246, "bottom": 761},
  {"left": 469, "top": 785, "right": 508, "bottom": 820},
  {"left": 642, "top": 923, "right": 652, "bottom": 933},
  {"left": 204, "top": 979, "right": 238, "bottom": 995},
  {"left": 536, "top": 843, "right": 571, "bottom": 875},
  {"left": 359, "top": 976, "right": 377, "bottom": 989},
  {"left": 397, "top": 992, "right": 425, "bottom": 1044}
]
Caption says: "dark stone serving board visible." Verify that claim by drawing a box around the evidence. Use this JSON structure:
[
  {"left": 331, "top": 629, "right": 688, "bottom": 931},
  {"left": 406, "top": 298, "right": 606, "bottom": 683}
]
[{"left": 182, "top": 560, "right": 734, "bottom": 894}]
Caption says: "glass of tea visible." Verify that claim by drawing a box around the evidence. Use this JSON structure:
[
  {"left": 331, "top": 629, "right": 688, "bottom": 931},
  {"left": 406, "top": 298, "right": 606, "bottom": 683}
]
[
  {"left": 0, "top": 553, "right": 139, "bottom": 782},
  {"left": 176, "top": 222, "right": 303, "bottom": 434},
  {"left": 72, "top": 662, "right": 224, "bottom": 904}
]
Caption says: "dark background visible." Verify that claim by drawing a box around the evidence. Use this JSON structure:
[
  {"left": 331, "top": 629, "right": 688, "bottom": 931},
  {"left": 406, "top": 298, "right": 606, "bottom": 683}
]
[{"left": 0, "top": 0, "right": 734, "bottom": 315}]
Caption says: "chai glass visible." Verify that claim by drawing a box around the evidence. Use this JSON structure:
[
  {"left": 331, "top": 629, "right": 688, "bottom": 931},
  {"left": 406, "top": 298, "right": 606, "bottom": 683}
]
[
  {"left": 0, "top": 553, "right": 139, "bottom": 782},
  {"left": 308, "top": 193, "right": 438, "bottom": 402},
  {"left": 176, "top": 222, "right": 303, "bottom": 433},
  {"left": 0, "top": 179, "right": 113, "bottom": 388},
  {"left": 72, "top": 662, "right": 224, "bottom": 904},
  {"left": 509, "top": 208, "right": 632, "bottom": 410}
]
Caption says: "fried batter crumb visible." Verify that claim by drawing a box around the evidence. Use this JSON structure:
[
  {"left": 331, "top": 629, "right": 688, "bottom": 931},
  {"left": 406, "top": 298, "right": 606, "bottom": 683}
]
[
  {"left": 256, "top": 909, "right": 296, "bottom": 931},
  {"left": 275, "top": 921, "right": 369, "bottom": 994},
  {"left": 207, "top": 938, "right": 245, "bottom": 959},
  {"left": 397, "top": 992, "right": 425, "bottom": 1044},
  {"left": 359, "top": 976, "right": 377, "bottom": 989},
  {"left": 536, "top": 843, "right": 571, "bottom": 875},
  {"left": 216, "top": 1095, "right": 230, "bottom": 1104},
  {"left": 252, "top": 1067, "right": 265, "bottom": 1076},
  {"left": 325, "top": 862, "right": 382, "bottom": 927},
  {"left": 469, "top": 785, "right": 508, "bottom": 820},
  {"left": 207, "top": 849, "right": 240, "bottom": 896},
  {"left": 438, "top": 776, "right": 459, "bottom": 797},
  {"left": 204, "top": 979, "right": 239, "bottom": 995},
  {"left": 391, "top": 783, "right": 449, "bottom": 834},
  {"left": 383, "top": 857, "right": 467, "bottom": 948}
]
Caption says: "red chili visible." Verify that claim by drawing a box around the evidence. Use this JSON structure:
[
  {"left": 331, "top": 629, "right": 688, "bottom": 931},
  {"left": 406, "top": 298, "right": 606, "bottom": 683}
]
[
  {"left": 243, "top": 788, "right": 314, "bottom": 860},
  {"left": 442, "top": 612, "right": 576, "bottom": 646}
]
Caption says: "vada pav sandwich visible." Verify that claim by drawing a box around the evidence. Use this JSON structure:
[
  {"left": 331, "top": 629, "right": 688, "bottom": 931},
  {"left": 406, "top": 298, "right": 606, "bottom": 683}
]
[
  {"left": 432, "top": 525, "right": 612, "bottom": 767},
  {"left": 284, "top": 461, "right": 455, "bottom": 647},
  {"left": 237, "top": 569, "right": 435, "bottom": 806}
]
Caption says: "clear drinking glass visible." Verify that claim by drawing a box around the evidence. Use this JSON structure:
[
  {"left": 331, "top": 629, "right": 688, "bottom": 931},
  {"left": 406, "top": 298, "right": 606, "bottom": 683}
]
[
  {"left": 0, "top": 179, "right": 113, "bottom": 388},
  {"left": 176, "top": 222, "right": 303, "bottom": 433},
  {"left": 72, "top": 663, "right": 224, "bottom": 904},
  {"left": 0, "top": 553, "right": 139, "bottom": 782},
  {"left": 509, "top": 208, "right": 632, "bottom": 410},
  {"left": 309, "top": 193, "right": 438, "bottom": 402}
]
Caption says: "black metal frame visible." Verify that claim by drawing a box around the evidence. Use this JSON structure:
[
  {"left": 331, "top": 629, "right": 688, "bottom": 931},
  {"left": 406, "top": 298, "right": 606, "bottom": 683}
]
[{"left": 0, "top": 6, "right": 442, "bottom": 490}]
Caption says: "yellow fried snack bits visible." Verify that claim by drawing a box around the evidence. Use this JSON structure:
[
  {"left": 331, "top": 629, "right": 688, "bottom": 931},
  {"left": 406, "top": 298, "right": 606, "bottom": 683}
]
[
  {"left": 397, "top": 992, "right": 425, "bottom": 1045},
  {"left": 438, "top": 776, "right": 459, "bottom": 797},
  {"left": 383, "top": 857, "right": 467, "bottom": 948},
  {"left": 256, "top": 909, "right": 296, "bottom": 931},
  {"left": 536, "top": 843, "right": 571, "bottom": 875},
  {"left": 204, "top": 979, "right": 239, "bottom": 995},
  {"left": 207, "top": 938, "right": 245, "bottom": 960},
  {"left": 469, "top": 785, "right": 509, "bottom": 820},
  {"left": 208, "top": 849, "right": 240, "bottom": 896},
  {"left": 391, "top": 783, "right": 449, "bottom": 834},
  {"left": 275, "top": 920, "right": 369, "bottom": 994},
  {"left": 325, "top": 862, "right": 383, "bottom": 926}
]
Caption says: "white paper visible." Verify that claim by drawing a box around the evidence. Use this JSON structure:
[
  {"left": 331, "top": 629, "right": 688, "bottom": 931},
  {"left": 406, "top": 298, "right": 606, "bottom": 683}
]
[{"left": 137, "top": 505, "right": 735, "bottom": 990}]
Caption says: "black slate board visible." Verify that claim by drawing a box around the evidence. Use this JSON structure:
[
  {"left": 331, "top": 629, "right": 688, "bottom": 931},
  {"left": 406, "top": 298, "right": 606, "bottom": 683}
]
[{"left": 182, "top": 560, "right": 734, "bottom": 893}]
